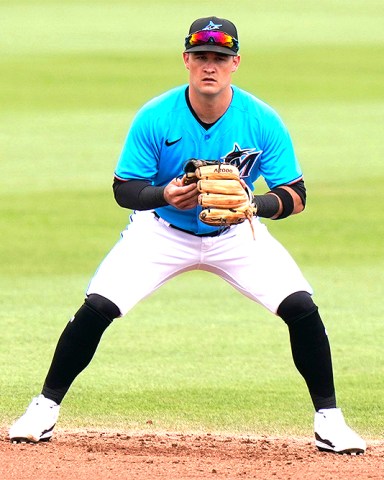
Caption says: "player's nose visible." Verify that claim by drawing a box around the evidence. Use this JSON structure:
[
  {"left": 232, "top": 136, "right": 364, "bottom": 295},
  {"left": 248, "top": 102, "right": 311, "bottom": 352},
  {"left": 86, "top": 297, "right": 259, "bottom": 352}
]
[{"left": 203, "top": 62, "right": 216, "bottom": 73}]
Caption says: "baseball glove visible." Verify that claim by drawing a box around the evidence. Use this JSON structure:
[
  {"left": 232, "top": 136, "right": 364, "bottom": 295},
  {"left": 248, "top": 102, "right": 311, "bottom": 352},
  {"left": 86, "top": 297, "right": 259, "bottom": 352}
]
[{"left": 182, "top": 159, "right": 257, "bottom": 237}]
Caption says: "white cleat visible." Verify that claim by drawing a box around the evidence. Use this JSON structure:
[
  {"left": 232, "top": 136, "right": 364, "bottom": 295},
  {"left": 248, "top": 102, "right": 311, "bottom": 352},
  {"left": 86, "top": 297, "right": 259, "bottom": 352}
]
[
  {"left": 9, "top": 394, "right": 60, "bottom": 443},
  {"left": 314, "top": 408, "right": 366, "bottom": 455}
]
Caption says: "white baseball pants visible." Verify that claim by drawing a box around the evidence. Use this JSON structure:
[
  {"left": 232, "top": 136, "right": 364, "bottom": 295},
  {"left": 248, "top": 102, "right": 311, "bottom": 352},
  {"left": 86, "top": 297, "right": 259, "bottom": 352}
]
[{"left": 87, "top": 210, "right": 312, "bottom": 316}]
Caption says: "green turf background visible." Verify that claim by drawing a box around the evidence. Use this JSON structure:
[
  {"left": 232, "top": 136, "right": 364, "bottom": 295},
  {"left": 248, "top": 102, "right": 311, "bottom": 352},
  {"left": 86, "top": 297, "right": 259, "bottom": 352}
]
[{"left": 1, "top": 0, "right": 383, "bottom": 438}]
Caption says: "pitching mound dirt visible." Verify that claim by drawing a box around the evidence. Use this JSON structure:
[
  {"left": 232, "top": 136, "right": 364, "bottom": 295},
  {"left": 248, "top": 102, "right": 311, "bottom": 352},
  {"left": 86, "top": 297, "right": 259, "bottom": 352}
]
[{"left": 1, "top": 428, "right": 383, "bottom": 479}]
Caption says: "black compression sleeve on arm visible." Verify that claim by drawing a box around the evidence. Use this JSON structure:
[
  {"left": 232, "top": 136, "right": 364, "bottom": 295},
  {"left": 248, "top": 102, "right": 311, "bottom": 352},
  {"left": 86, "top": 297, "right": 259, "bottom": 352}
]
[
  {"left": 288, "top": 179, "right": 307, "bottom": 208},
  {"left": 113, "top": 178, "right": 168, "bottom": 210},
  {"left": 253, "top": 180, "right": 306, "bottom": 219}
]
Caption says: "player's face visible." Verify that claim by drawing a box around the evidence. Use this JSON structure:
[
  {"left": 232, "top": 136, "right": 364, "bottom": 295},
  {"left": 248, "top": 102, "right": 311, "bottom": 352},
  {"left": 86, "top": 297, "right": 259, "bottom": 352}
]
[{"left": 183, "top": 52, "right": 240, "bottom": 97}]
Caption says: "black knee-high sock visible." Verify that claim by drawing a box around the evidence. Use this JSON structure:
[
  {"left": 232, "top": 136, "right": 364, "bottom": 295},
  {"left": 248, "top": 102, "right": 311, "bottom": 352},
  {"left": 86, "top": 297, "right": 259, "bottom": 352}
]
[
  {"left": 287, "top": 308, "right": 336, "bottom": 410},
  {"left": 41, "top": 302, "right": 112, "bottom": 405},
  {"left": 278, "top": 292, "right": 336, "bottom": 411}
]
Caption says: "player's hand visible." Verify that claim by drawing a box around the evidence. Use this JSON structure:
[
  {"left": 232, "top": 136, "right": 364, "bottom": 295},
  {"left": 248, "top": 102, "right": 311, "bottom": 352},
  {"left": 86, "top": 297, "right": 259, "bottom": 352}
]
[{"left": 163, "top": 178, "right": 199, "bottom": 210}]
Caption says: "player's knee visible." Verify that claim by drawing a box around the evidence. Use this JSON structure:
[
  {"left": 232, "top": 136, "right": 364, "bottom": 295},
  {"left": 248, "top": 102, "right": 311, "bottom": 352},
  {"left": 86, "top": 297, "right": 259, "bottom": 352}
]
[
  {"left": 85, "top": 294, "right": 121, "bottom": 322},
  {"left": 277, "top": 291, "right": 317, "bottom": 326}
]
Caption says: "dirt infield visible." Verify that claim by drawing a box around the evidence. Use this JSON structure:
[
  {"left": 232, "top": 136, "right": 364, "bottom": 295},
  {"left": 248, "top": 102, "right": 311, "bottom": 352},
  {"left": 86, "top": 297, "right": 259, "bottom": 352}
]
[{"left": 1, "top": 428, "right": 383, "bottom": 480}]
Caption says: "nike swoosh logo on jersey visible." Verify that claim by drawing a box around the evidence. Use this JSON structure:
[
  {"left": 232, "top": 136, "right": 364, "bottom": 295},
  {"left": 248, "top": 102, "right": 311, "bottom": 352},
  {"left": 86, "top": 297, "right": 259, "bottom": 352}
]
[{"left": 165, "top": 137, "right": 182, "bottom": 146}]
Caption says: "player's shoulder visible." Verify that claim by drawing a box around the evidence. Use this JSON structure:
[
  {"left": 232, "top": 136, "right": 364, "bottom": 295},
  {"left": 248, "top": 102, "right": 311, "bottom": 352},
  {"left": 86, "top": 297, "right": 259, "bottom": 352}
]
[
  {"left": 231, "top": 85, "right": 280, "bottom": 119},
  {"left": 139, "top": 85, "right": 188, "bottom": 115}
]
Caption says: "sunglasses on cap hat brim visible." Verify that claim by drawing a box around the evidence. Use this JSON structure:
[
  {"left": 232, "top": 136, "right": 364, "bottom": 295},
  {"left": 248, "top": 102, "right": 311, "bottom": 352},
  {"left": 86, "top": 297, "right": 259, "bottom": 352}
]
[{"left": 184, "top": 30, "right": 239, "bottom": 55}]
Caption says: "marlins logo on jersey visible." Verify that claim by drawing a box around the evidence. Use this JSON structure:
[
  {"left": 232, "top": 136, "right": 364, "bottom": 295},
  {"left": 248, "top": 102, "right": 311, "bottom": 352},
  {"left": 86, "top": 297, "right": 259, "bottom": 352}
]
[{"left": 222, "top": 144, "right": 262, "bottom": 178}]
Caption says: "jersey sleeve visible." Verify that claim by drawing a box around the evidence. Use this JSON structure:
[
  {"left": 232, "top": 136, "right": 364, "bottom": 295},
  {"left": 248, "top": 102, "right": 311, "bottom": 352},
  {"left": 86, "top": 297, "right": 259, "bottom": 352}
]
[
  {"left": 114, "top": 105, "right": 161, "bottom": 182},
  {"left": 258, "top": 108, "right": 303, "bottom": 189}
]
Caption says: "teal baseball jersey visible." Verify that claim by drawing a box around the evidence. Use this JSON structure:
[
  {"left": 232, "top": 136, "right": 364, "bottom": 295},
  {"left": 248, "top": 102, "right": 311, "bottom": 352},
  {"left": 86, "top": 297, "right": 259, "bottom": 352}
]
[{"left": 114, "top": 84, "right": 302, "bottom": 234}]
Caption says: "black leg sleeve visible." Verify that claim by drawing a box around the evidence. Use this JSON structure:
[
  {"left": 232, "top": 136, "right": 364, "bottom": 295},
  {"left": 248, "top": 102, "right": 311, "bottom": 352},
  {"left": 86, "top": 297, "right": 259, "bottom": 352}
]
[
  {"left": 277, "top": 291, "right": 336, "bottom": 411},
  {"left": 42, "top": 296, "right": 118, "bottom": 405}
]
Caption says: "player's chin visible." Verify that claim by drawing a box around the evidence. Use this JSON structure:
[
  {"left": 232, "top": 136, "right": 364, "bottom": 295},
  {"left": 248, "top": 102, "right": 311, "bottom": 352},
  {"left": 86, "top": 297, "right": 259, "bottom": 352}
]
[{"left": 199, "top": 81, "right": 219, "bottom": 92}]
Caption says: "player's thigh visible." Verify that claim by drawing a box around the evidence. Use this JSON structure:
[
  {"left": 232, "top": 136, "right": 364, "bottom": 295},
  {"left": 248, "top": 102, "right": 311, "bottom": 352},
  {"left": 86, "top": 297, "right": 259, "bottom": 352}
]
[
  {"left": 212, "top": 220, "right": 312, "bottom": 313},
  {"left": 87, "top": 211, "right": 199, "bottom": 314}
]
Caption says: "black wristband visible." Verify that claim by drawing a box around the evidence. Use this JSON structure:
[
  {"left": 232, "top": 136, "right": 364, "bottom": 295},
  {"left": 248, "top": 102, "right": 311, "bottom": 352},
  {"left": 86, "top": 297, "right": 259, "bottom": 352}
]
[
  {"left": 268, "top": 187, "right": 294, "bottom": 219},
  {"left": 253, "top": 193, "right": 280, "bottom": 218}
]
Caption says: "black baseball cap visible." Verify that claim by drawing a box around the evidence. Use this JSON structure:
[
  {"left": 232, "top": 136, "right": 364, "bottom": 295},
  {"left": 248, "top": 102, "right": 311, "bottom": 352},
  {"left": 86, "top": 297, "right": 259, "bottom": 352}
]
[{"left": 184, "top": 16, "right": 239, "bottom": 56}]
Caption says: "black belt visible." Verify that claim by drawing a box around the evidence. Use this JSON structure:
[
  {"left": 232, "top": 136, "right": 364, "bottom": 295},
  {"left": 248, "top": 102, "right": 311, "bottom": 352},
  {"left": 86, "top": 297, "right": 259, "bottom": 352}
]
[{"left": 154, "top": 212, "right": 229, "bottom": 237}]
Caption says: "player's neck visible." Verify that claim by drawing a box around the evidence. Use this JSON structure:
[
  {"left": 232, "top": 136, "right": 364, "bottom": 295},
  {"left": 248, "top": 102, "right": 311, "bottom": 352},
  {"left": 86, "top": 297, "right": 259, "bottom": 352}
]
[{"left": 188, "top": 86, "right": 233, "bottom": 124}]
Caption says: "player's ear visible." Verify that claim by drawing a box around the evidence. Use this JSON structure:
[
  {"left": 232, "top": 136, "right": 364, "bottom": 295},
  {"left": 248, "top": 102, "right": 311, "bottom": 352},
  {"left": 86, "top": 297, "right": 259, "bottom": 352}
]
[
  {"left": 232, "top": 55, "right": 241, "bottom": 72},
  {"left": 183, "top": 52, "right": 190, "bottom": 70}
]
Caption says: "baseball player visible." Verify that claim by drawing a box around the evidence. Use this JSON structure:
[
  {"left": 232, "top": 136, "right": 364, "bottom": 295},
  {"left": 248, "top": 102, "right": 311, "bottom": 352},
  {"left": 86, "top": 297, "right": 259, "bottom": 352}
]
[{"left": 9, "top": 16, "right": 366, "bottom": 454}]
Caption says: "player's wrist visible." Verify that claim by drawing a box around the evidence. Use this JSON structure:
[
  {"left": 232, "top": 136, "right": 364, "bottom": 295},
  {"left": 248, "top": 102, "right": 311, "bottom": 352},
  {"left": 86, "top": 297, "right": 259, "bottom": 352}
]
[{"left": 253, "top": 193, "right": 280, "bottom": 218}]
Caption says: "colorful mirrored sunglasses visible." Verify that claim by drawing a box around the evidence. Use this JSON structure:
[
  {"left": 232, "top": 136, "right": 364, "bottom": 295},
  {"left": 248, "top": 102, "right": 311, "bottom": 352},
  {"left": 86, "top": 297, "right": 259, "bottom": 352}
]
[{"left": 185, "top": 30, "right": 239, "bottom": 50}]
